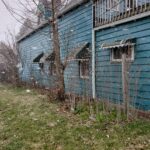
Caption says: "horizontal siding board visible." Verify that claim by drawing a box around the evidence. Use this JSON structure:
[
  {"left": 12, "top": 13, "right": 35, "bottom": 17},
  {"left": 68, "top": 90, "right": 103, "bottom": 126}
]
[
  {"left": 18, "top": 25, "right": 56, "bottom": 88},
  {"left": 95, "top": 17, "right": 150, "bottom": 38},
  {"left": 96, "top": 29, "right": 150, "bottom": 45},
  {"left": 58, "top": 3, "right": 92, "bottom": 25},
  {"left": 58, "top": 1, "right": 92, "bottom": 96},
  {"left": 95, "top": 17, "right": 150, "bottom": 110}
]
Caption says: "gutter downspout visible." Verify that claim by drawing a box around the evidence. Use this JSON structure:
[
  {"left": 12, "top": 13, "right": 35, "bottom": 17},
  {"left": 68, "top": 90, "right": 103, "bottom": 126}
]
[
  {"left": 92, "top": 29, "right": 96, "bottom": 99},
  {"left": 92, "top": 0, "right": 96, "bottom": 99}
]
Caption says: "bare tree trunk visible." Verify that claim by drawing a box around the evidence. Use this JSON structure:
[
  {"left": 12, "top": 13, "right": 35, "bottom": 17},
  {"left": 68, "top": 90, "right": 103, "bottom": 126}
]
[{"left": 51, "top": 0, "right": 65, "bottom": 100}]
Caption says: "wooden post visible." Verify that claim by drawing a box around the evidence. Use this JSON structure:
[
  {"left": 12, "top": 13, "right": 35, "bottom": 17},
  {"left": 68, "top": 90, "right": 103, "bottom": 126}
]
[{"left": 122, "top": 52, "right": 129, "bottom": 119}]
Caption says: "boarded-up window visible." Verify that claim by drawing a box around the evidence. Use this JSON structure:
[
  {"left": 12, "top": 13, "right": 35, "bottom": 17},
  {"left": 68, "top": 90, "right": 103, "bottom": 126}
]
[
  {"left": 79, "top": 60, "right": 89, "bottom": 79},
  {"left": 112, "top": 48, "right": 122, "bottom": 60},
  {"left": 49, "top": 62, "right": 56, "bottom": 75},
  {"left": 39, "top": 63, "right": 44, "bottom": 70},
  {"left": 111, "top": 46, "right": 134, "bottom": 62},
  {"left": 38, "top": 63, "right": 45, "bottom": 74}
]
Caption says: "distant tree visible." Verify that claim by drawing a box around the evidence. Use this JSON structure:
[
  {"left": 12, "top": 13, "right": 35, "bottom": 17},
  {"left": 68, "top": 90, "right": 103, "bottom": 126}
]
[
  {"left": 0, "top": 41, "right": 18, "bottom": 84},
  {"left": 16, "top": 18, "right": 34, "bottom": 39}
]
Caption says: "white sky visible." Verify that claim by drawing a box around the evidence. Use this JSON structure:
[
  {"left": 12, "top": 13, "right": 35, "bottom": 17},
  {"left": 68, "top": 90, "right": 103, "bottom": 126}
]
[
  {"left": 0, "top": 0, "right": 69, "bottom": 42},
  {"left": 0, "top": 0, "right": 21, "bottom": 42}
]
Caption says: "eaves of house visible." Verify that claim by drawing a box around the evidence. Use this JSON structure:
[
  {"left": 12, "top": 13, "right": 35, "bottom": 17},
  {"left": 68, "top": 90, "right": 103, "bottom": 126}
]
[{"left": 17, "top": 0, "right": 89, "bottom": 43}]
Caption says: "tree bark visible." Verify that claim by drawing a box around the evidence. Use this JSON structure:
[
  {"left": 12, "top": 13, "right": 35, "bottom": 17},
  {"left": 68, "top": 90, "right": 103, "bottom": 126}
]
[{"left": 51, "top": 0, "right": 65, "bottom": 100}]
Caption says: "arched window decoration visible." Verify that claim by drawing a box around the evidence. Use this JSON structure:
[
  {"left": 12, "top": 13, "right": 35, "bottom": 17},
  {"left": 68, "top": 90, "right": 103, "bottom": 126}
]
[
  {"left": 33, "top": 52, "right": 44, "bottom": 63},
  {"left": 65, "top": 42, "right": 90, "bottom": 79}
]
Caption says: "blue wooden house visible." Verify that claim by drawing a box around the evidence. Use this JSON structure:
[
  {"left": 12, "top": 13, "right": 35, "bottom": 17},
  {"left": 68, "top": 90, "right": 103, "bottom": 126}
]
[
  {"left": 17, "top": 0, "right": 150, "bottom": 111},
  {"left": 17, "top": 0, "right": 93, "bottom": 96},
  {"left": 92, "top": 0, "right": 150, "bottom": 110}
]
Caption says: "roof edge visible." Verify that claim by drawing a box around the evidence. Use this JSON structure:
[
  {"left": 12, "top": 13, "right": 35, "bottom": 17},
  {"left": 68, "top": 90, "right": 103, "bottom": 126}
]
[
  {"left": 17, "top": 20, "right": 49, "bottom": 43},
  {"left": 17, "top": 0, "right": 90, "bottom": 43},
  {"left": 58, "top": 0, "right": 89, "bottom": 18}
]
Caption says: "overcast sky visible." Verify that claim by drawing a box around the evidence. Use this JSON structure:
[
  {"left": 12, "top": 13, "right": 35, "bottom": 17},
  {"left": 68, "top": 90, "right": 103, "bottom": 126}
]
[{"left": 0, "top": 0, "right": 21, "bottom": 42}]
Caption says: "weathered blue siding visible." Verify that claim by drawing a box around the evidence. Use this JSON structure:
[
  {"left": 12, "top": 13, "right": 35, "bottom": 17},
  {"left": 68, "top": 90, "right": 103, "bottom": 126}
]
[
  {"left": 95, "top": 17, "right": 150, "bottom": 110},
  {"left": 18, "top": 1, "right": 93, "bottom": 96},
  {"left": 19, "top": 25, "right": 57, "bottom": 88},
  {"left": 58, "top": 1, "right": 93, "bottom": 96}
]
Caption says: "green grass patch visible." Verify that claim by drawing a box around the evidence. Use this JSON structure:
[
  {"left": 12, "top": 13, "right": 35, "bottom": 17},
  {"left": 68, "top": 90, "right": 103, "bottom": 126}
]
[{"left": 0, "top": 84, "right": 150, "bottom": 150}]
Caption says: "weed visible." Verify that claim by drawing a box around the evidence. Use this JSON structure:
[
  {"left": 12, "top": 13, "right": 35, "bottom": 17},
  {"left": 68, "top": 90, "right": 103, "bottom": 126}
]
[{"left": 0, "top": 84, "right": 150, "bottom": 150}]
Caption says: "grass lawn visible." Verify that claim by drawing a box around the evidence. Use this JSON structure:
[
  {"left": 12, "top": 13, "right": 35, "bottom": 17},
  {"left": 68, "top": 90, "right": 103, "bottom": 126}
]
[{"left": 0, "top": 84, "right": 150, "bottom": 150}]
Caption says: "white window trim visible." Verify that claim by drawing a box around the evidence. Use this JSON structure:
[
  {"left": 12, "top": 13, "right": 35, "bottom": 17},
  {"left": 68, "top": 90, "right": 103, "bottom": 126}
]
[
  {"left": 111, "top": 45, "right": 135, "bottom": 62},
  {"left": 79, "top": 60, "right": 89, "bottom": 79}
]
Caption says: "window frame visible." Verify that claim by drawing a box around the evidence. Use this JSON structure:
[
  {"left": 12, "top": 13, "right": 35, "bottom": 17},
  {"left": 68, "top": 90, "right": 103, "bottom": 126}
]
[
  {"left": 39, "top": 63, "right": 44, "bottom": 70},
  {"left": 38, "top": 63, "right": 45, "bottom": 75},
  {"left": 111, "top": 45, "right": 135, "bottom": 63},
  {"left": 49, "top": 61, "right": 56, "bottom": 76},
  {"left": 79, "top": 59, "right": 90, "bottom": 79}
]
